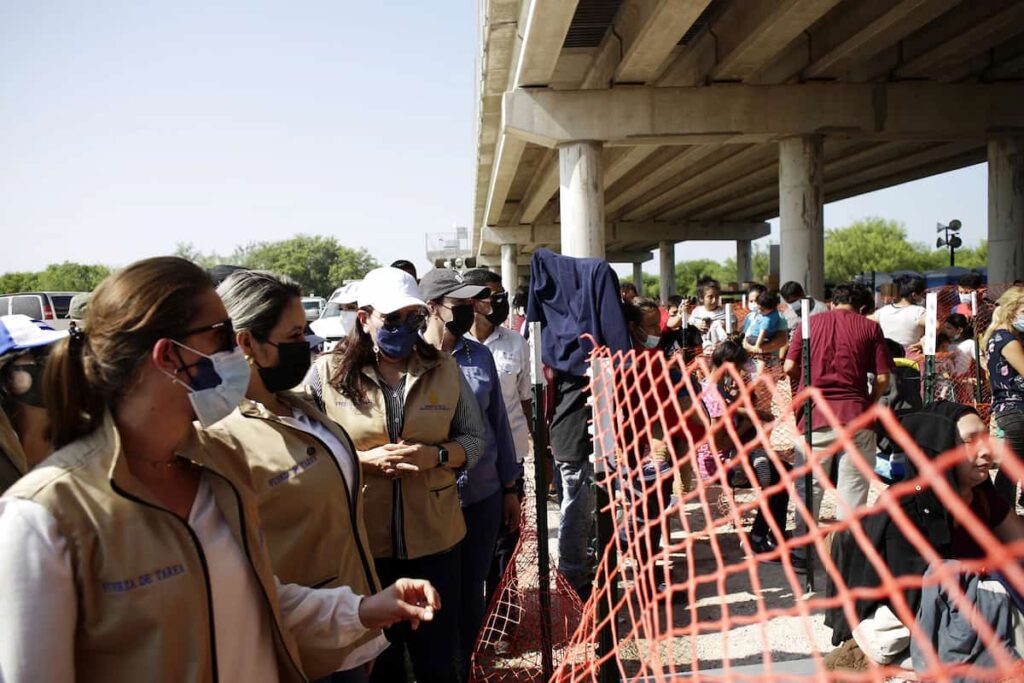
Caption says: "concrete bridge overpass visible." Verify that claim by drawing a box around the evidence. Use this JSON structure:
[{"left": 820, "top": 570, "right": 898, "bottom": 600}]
[{"left": 472, "top": 0, "right": 1024, "bottom": 298}]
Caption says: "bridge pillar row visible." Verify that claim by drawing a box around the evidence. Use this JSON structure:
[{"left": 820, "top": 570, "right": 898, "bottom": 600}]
[
  {"left": 559, "top": 140, "right": 605, "bottom": 259},
  {"left": 500, "top": 243, "right": 519, "bottom": 296},
  {"left": 988, "top": 137, "right": 1024, "bottom": 288},
  {"left": 659, "top": 241, "right": 676, "bottom": 304},
  {"left": 779, "top": 136, "right": 825, "bottom": 300}
]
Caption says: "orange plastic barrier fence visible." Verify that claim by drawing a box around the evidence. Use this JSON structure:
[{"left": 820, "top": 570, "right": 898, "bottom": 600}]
[{"left": 472, "top": 281, "right": 1023, "bottom": 682}]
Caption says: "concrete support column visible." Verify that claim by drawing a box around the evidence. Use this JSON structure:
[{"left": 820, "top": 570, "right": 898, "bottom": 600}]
[
  {"left": 632, "top": 262, "right": 644, "bottom": 292},
  {"left": 779, "top": 136, "right": 825, "bottom": 300},
  {"left": 559, "top": 141, "right": 605, "bottom": 258},
  {"left": 500, "top": 243, "right": 519, "bottom": 296},
  {"left": 737, "top": 239, "right": 754, "bottom": 284},
  {"left": 658, "top": 241, "right": 675, "bottom": 304},
  {"left": 988, "top": 138, "right": 1024, "bottom": 287}
]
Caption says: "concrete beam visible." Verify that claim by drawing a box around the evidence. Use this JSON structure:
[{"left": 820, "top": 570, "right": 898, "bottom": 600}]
[
  {"left": 482, "top": 221, "right": 770, "bottom": 246},
  {"left": 559, "top": 141, "right": 606, "bottom": 258},
  {"left": 779, "top": 136, "right": 825, "bottom": 300},
  {"left": 616, "top": 0, "right": 713, "bottom": 83},
  {"left": 502, "top": 83, "right": 1024, "bottom": 147},
  {"left": 606, "top": 145, "right": 723, "bottom": 214},
  {"left": 514, "top": 0, "right": 581, "bottom": 87},
  {"left": 804, "top": 0, "right": 962, "bottom": 79},
  {"left": 658, "top": 241, "right": 676, "bottom": 303},
  {"left": 516, "top": 148, "right": 559, "bottom": 224},
  {"left": 485, "top": 135, "right": 526, "bottom": 226},
  {"left": 711, "top": 0, "right": 844, "bottom": 81},
  {"left": 897, "top": 3, "right": 1024, "bottom": 78}
]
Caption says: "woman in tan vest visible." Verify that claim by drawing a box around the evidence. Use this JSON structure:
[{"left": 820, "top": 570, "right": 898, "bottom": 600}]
[
  {"left": 210, "top": 270, "right": 386, "bottom": 683},
  {"left": 307, "top": 266, "right": 487, "bottom": 683},
  {"left": 0, "top": 257, "right": 439, "bottom": 683}
]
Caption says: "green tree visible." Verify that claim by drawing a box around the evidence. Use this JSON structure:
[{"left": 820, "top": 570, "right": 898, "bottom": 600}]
[
  {"left": 674, "top": 259, "right": 731, "bottom": 296},
  {"left": 241, "top": 235, "right": 380, "bottom": 296},
  {"left": 33, "top": 262, "right": 111, "bottom": 291},
  {"left": 0, "top": 272, "right": 39, "bottom": 294},
  {"left": 174, "top": 242, "right": 222, "bottom": 269},
  {"left": 824, "top": 217, "right": 932, "bottom": 281},
  {"left": 620, "top": 273, "right": 660, "bottom": 299}
]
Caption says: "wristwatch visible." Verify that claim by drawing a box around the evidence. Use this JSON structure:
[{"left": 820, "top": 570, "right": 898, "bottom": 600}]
[{"left": 437, "top": 446, "right": 449, "bottom": 467}]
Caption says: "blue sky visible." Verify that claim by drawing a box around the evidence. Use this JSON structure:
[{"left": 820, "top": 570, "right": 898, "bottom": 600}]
[{"left": 0, "top": 2, "right": 987, "bottom": 276}]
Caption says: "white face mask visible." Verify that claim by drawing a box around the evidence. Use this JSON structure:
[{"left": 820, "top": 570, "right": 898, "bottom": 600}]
[
  {"left": 339, "top": 310, "right": 357, "bottom": 336},
  {"left": 163, "top": 341, "right": 251, "bottom": 427},
  {"left": 643, "top": 334, "right": 661, "bottom": 349},
  {"left": 748, "top": 301, "right": 760, "bottom": 313},
  {"left": 959, "top": 292, "right": 972, "bottom": 305}
]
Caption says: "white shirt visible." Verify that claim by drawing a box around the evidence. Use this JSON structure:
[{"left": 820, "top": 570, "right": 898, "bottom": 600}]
[
  {"left": 781, "top": 297, "right": 827, "bottom": 331},
  {"left": 875, "top": 303, "right": 927, "bottom": 347},
  {"left": 279, "top": 406, "right": 359, "bottom": 500},
  {"left": 691, "top": 305, "right": 737, "bottom": 348},
  {"left": 474, "top": 326, "right": 531, "bottom": 463},
  {"left": 0, "top": 475, "right": 370, "bottom": 682}
]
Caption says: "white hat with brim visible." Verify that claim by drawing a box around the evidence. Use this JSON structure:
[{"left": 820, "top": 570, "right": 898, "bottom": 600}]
[
  {"left": 357, "top": 267, "right": 427, "bottom": 315},
  {"left": 0, "top": 315, "right": 69, "bottom": 358},
  {"left": 334, "top": 282, "right": 361, "bottom": 305}
]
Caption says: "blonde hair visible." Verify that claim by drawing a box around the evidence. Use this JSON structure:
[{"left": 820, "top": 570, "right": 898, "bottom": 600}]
[{"left": 981, "top": 286, "right": 1024, "bottom": 349}]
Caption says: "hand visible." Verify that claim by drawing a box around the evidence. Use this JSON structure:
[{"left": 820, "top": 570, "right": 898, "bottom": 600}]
[
  {"left": 359, "top": 443, "right": 421, "bottom": 478},
  {"left": 392, "top": 442, "right": 439, "bottom": 473},
  {"left": 358, "top": 578, "right": 441, "bottom": 630},
  {"left": 695, "top": 318, "right": 709, "bottom": 332},
  {"left": 502, "top": 491, "right": 521, "bottom": 530}
]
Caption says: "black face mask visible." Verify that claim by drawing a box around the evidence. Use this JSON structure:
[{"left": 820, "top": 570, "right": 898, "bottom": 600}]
[
  {"left": 486, "top": 293, "right": 510, "bottom": 327},
  {"left": 256, "top": 340, "right": 311, "bottom": 393},
  {"left": 445, "top": 304, "right": 476, "bottom": 337},
  {"left": 6, "top": 364, "right": 45, "bottom": 409}
]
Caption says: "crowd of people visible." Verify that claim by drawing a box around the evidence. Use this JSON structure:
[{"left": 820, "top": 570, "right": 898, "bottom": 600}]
[
  {"left": 611, "top": 272, "right": 1024, "bottom": 675},
  {"left": 0, "top": 249, "right": 1023, "bottom": 681},
  {"left": 0, "top": 257, "right": 534, "bottom": 683}
]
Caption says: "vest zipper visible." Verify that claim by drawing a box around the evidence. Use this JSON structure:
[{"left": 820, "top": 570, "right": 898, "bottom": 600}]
[
  {"left": 110, "top": 481, "right": 220, "bottom": 683},
  {"left": 247, "top": 413, "right": 381, "bottom": 593},
  {"left": 206, "top": 469, "right": 307, "bottom": 682}
]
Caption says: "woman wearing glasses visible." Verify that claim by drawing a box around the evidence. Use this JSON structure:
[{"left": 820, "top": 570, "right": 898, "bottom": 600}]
[
  {"left": 0, "top": 257, "right": 439, "bottom": 682},
  {"left": 306, "top": 267, "right": 486, "bottom": 683},
  {"left": 207, "top": 270, "right": 386, "bottom": 683}
]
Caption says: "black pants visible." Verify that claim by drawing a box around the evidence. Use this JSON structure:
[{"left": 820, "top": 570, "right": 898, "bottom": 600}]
[
  {"left": 749, "top": 456, "right": 792, "bottom": 543},
  {"left": 485, "top": 477, "right": 524, "bottom": 605},
  {"left": 370, "top": 546, "right": 462, "bottom": 683},
  {"left": 994, "top": 410, "right": 1024, "bottom": 507}
]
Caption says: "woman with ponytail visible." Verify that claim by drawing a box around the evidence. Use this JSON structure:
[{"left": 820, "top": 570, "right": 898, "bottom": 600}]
[
  {"left": 306, "top": 266, "right": 486, "bottom": 683},
  {"left": 0, "top": 257, "right": 439, "bottom": 682}
]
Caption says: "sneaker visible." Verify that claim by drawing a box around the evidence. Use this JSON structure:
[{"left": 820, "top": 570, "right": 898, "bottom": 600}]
[{"left": 747, "top": 534, "right": 782, "bottom": 565}]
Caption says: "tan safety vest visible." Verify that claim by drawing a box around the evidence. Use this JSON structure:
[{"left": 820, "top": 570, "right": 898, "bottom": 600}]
[
  {"left": 313, "top": 352, "right": 467, "bottom": 560},
  {"left": 203, "top": 394, "right": 382, "bottom": 678},
  {"left": 0, "top": 410, "right": 26, "bottom": 492},
  {"left": 4, "top": 414, "right": 306, "bottom": 683}
]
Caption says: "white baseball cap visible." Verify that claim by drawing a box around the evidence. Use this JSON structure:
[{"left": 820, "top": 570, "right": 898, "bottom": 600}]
[
  {"left": 357, "top": 267, "right": 427, "bottom": 314},
  {"left": 332, "top": 281, "right": 361, "bottom": 305},
  {"left": 0, "top": 315, "right": 69, "bottom": 358}
]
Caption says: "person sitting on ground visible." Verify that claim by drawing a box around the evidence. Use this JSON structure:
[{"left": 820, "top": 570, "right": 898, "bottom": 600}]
[
  {"left": 692, "top": 279, "right": 737, "bottom": 351},
  {"left": 954, "top": 273, "right": 985, "bottom": 318},
  {"left": 0, "top": 315, "right": 68, "bottom": 490},
  {"left": 825, "top": 402, "right": 1024, "bottom": 673},
  {"left": 695, "top": 340, "right": 790, "bottom": 560},
  {"left": 872, "top": 276, "right": 927, "bottom": 350},
  {"left": 743, "top": 290, "right": 783, "bottom": 355},
  {"left": 780, "top": 281, "right": 827, "bottom": 333}
]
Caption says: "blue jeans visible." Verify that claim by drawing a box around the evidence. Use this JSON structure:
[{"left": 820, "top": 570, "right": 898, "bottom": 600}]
[
  {"left": 370, "top": 547, "right": 462, "bottom": 683},
  {"left": 459, "top": 490, "right": 503, "bottom": 679},
  {"left": 557, "top": 459, "right": 595, "bottom": 595}
]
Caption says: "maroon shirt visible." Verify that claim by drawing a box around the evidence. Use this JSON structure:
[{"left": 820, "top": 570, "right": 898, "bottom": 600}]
[{"left": 786, "top": 308, "right": 894, "bottom": 430}]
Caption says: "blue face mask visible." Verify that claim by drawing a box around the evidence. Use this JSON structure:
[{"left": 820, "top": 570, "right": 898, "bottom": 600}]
[
  {"left": 1013, "top": 315, "right": 1024, "bottom": 333},
  {"left": 376, "top": 321, "right": 419, "bottom": 359}
]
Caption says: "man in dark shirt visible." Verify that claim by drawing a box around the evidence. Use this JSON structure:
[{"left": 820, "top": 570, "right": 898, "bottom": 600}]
[{"left": 785, "top": 284, "right": 894, "bottom": 537}]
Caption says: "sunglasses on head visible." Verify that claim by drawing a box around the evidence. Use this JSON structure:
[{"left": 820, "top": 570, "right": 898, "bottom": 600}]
[{"left": 175, "top": 319, "right": 237, "bottom": 353}]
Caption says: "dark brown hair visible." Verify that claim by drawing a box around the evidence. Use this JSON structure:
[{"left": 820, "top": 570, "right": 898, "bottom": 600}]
[
  {"left": 329, "top": 307, "right": 439, "bottom": 406},
  {"left": 44, "top": 257, "right": 213, "bottom": 448}
]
